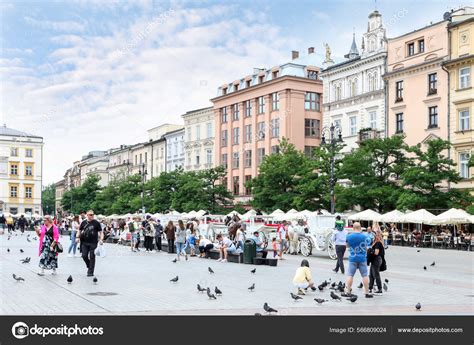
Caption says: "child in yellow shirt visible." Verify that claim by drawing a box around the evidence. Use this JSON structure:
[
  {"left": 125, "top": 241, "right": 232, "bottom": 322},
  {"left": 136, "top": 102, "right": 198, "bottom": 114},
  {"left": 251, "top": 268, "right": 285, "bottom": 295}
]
[{"left": 292, "top": 259, "right": 316, "bottom": 295}]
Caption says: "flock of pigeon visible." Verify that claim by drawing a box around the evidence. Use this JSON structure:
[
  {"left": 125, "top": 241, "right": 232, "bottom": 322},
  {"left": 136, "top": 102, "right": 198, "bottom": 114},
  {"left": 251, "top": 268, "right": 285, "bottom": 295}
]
[{"left": 6, "top": 230, "right": 432, "bottom": 313}]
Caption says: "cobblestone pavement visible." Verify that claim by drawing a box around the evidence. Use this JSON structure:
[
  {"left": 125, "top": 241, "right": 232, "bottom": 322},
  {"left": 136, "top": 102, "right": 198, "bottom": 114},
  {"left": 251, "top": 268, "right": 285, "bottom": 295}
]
[{"left": 1, "top": 230, "right": 473, "bottom": 315}]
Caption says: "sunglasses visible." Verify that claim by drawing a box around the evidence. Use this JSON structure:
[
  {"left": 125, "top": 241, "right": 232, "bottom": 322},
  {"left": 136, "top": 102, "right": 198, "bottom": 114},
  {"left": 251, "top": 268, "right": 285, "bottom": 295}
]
[{"left": 87, "top": 214, "right": 94, "bottom": 216}]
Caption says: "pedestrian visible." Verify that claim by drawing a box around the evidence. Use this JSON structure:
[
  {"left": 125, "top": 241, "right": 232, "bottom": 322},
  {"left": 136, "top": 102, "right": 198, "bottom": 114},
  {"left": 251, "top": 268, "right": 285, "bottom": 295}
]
[
  {"left": 187, "top": 227, "right": 198, "bottom": 256},
  {"left": 292, "top": 259, "right": 316, "bottom": 295},
  {"left": 198, "top": 236, "right": 214, "bottom": 258},
  {"left": 154, "top": 219, "right": 163, "bottom": 252},
  {"left": 165, "top": 220, "right": 176, "bottom": 254},
  {"left": 235, "top": 225, "right": 245, "bottom": 253},
  {"left": 250, "top": 231, "right": 267, "bottom": 258},
  {"left": 35, "top": 215, "right": 60, "bottom": 276},
  {"left": 382, "top": 227, "right": 389, "bottom": 249},
  {"left": 68, "top": 215, "right": 80, "bottom": 257},
  {"left": 271, "top": 237, "right": 278, "bottom": 257},
  {"left": 368, "top": 230, "right": 386, "bottom": 294},
  {"left": 0, "top": 213, "right": 5, "bottom": 232},
  {"left": 216, "top": 233, "right": 236, "bottom": 263},
  {"left": 288, "top": 221, "right": 299, "bottom": 255},
  {"left": 277, "top": 220, "right": 289, "bottom": 260},
  {"left": 344, "top": 222, "right": 373, "bottom": 298},
  {"left": 176, "top": 220, "right": 187, "bottom": 261},
  {"left": 365, "top": 226, "right": 374, "bottom": 246},
  {"left": 134, "top": 217, "right": 142, "bottom": 251},
  {"left": 144, "top": 215, "right": 155, "bottom": 253},
  {"left": 6, "top": 214, "right": 13, "bottom": 233},
  {"left": 77, "top": 210, "right": 103, "bottom": 277},
  {"left": 18, "top": 215, "right": 27, "bottom": 234},
  {"left": 332, "top": 215, "right": 348, "bottom": 274}
]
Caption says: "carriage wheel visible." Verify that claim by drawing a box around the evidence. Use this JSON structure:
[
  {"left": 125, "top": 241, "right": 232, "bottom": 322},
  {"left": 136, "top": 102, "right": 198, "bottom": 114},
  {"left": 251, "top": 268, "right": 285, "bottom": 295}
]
[
  {"left": 327, "top": 234, "right": 337, "bottom": 260},
  {"left": 259, "top": 231, "right": 269, "bottom": 249},
  {"left": 299, "top": 237, "right": 312, "bottom": 257}
]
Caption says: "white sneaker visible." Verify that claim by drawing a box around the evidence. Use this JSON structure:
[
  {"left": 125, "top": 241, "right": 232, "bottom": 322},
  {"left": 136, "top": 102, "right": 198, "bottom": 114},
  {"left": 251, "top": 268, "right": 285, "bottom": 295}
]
[
  {"left": 217, "top": 258, "right": 222, "bottom": 262},
  {"left": 38, "top": 269, "right": 45, "bottom": 276},
  {"left": 52, "top": 269, "right": 57, "bottom": 275},
  {"left": 221, "top": 259, "right": 227, "bottom": 263}
]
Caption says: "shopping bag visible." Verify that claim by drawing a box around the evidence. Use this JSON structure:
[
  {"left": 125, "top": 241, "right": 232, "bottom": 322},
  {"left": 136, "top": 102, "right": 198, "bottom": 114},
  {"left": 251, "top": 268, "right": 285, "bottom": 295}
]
[{"left": 94, "top": 244, "right": 107, "bottom": 258}]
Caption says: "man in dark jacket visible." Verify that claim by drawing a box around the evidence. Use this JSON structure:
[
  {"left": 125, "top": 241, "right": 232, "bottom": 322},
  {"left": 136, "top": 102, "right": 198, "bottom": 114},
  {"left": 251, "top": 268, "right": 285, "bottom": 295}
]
[
  {"left": 17, "top": 215, "right": 27, "bottom": 234},
  {"left": 77, "top": 210, "right": 103, "bottom": 277},
  {"left": 154, "top": 219, "right": 163, "bottom": 252}
]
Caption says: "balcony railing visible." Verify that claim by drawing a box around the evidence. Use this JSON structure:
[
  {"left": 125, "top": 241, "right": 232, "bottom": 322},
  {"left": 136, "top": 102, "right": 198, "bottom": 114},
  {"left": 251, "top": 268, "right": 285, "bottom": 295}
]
[{"left": 358, "top": 128, "right": 380, "bottom": 143}]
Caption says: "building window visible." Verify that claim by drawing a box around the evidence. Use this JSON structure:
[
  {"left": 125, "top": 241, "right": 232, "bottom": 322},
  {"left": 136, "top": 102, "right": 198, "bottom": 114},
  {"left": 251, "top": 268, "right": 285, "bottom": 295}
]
[
  {"left": 196, "top": 125, "right": 200, "bottom": 140},
  {"left": 407, "top": 42, "right": 415, "bottom": 56},
  {"left": 349, "top": 79, "right": 358, "bottom": 97},
  {"left": 245, "top": 175, "right": 252, "bottom": 195},
  {"left": 232, "top": 152, "right": 240, "bottom": 169},
  {"left": 257, "top": 122, "right": 265, "bottom": 140},
  {"left": 396, "top": 113, "right": 404, "bottom": 133},
  {"left": 206, "top": 123, "right": 212, "bottom": 138},
  {"left": 25, "top": 165, "right": 33, "bottom": 176},
  {"left": 244, "top": 150, "right": 252, "bottom": 167},
  {"left": 195, "top": 153, "right": 200, "bottom": 165},
  {"left": 10, "top": 147, "right": 18, "bottom": 157},
  {"left": 271, "top": 92, "right": 279, "bottom": 111},
  {"left": 232, "top": 104, "right": 240, "bottom": 121},
  {"left": 233, "top": 176, "right": 240, "bottom": 195},
  {"left": 428, "top": 106, "right": 438, "bottom": 128},
  {"left": 459, "top": 67, "right": 471, "bottom": 89},
  {"left": 349, "top": 116, "right": 357, "bottom": 136},
  {"left": 459, "top": 110, "right": 470, "bottom": 131},
  {"left": 223, "top": 87, "right": 227, "bottom": 95},
  {"left": 244, "top": 125, "right": 252, "bottom": 143},
  {"left": 305, "top": 119, "right": 320, "bottom": 137},
  {"left": 206, "top": 149, "right": 212, "bottom": 165},
  {"left": 233, "top": 127, "right": 240, "bottom": 145},
  {"left": 221, "top": 107, "right": 228, "bottom": 123},
  {"left": 272, "top": 70, "right": 279, "bottom": 79},
  {"left": 418, "top": 39, "right": 424, "bottom": 53},
  {"left": 222, "top": 177, "right": 227, "bottom": 189},
  {"left": 305, "top": 92, "right": 320, "bottom": 111},
  {"left": 334, "top": 84, "right": 342, "bottom": 101},
  {"left": 271, "top": 118, "right": 280, "bottom": 137},
  {"left": 10, "top": 164, "right": 18, "bottom": 176},
  {"left": 257, "top": 148, "right": 265, "bottom": 165},
  {"left": 257, "top": 96, "right": 265, "bottom": 114},
  {"left": 245, "top": 100, "right": 251, "bottom": 117},
  {"left": 428, "top": 73, "right": 437, "bottom": 94},
  {"left": 271, "top": 145, "right": 279, "bottom": 154},
  {"left": 221, "top": 153, "right": 228, "bottom": 169},
  {"left": 307, "top": 70, "right": 318, "bottom": 80},
  {"left": 259, "top": 75, "right": 264, "bottom": 84},
  {"left": 221, "top": 130, "right": 228, "bottom": 147},
  {"left": 10, "top": 185, "right": 18, "bottom": 198},
  {"left": 246, "top": 80, "right": 251, "bottom": 88},
  {"left": 25, "top": 186, "right": 32, "bottom": 199},
  {"left": 368, "top": 74, "right": 376, "bottom": 92},
  {"left": 395, "top": 81, "right": 403, "bottom": 102},
  {"left": 334, "top": 119, "right": 342, "bottom": 131},
  {"left": 368, "top": 111, "right": 377, "bottom": 129},
  {"left": 25, "top": 149, "right": 33, "bottom": 158},
  {"left": 234, "top": 84, "right": 239, "bottom": 91},
  {"left": 304, "top": 146, "right": 315, "bottom": 157},
  {"left": 187, "top": 129, "right": 192, "bottom": 142},
  {"left": 460, "top": 153, "right": 470, "bottom": 179}
]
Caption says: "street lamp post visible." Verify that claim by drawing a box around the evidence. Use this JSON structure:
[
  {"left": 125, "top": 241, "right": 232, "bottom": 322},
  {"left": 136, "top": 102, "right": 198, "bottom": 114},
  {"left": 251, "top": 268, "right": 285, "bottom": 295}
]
[
  {"left": 70, "top": 181, "right": 74, "bottom": 215},
  {"left": 138, "top": 163, "right": 147, "bottom": 217},
  {"left": 321, "top": 123, "right": 343, "bottom": 214}
]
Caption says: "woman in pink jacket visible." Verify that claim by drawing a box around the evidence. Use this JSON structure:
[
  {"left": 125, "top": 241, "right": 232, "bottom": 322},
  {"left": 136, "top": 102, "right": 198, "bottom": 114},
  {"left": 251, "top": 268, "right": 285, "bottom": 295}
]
[{"left": 35, "top": 215, "right": 60, "bottom": 276}]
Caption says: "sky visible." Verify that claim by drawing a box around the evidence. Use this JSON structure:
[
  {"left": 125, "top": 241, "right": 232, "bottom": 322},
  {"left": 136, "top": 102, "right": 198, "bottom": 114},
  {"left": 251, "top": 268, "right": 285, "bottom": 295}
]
[{"left": 0, "top": 0, "right": 470, "bottom": 184}]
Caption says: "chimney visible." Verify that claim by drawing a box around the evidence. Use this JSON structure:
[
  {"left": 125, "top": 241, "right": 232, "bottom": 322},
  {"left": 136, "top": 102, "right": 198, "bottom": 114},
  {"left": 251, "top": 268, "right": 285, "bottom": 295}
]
[
  {"left": 292, "top": 50, "right": 299, "bottom": 60},
  {"left": 308, "top": 47, "right": 315, "bottom": 54}
]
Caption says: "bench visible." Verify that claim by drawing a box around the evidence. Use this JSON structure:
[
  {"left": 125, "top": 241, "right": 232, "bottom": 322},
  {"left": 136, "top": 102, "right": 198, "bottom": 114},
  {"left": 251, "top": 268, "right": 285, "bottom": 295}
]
[{"left": 207, "top": 249, "right": 243, "bottom": 263}]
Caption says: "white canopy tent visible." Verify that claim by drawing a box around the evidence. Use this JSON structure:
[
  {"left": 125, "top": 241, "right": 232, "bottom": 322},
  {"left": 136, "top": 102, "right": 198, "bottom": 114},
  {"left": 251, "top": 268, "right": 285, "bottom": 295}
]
[
  {"left": 431, "top": 208, "right": 473, "bottom": 225},
  {"left": 399, "top": 209, "right": 435, "bottom": 224},
  {"left": 226, "top": 210, "right": 241, "bottom": 218},
  {"left": 376, "top": 210, "right": 406, "bottom": 223},
  {"left": 348, "top": 209, "right": 381, "bottom": 221},
  {"left": 241, "top": 209, "right": 257, "bottom": 221}
]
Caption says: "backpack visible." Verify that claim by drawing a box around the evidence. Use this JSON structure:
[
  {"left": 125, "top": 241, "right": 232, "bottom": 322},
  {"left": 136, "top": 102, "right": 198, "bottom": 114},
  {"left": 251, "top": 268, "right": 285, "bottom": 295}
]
[{"left": 80, "top": 221, "right": 95, "bottom": 241}]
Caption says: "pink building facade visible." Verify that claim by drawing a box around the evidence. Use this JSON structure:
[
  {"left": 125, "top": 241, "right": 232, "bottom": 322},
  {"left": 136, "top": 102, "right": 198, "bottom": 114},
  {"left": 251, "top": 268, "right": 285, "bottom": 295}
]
[{"left": 211, "top": 51, "right": 324, "bottom": 201}]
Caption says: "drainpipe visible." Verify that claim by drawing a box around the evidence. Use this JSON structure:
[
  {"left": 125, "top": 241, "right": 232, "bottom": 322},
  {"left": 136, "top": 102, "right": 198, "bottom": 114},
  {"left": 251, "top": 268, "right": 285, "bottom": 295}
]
[{"left": 441, "top": 24, "right": 451, "bottom": 190}]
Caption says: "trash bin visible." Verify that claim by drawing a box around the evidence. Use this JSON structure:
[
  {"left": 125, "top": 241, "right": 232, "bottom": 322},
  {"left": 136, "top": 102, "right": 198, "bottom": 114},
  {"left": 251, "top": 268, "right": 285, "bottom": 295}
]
[{"left": 244, "top": 239, "right": 257, "bottom": 264}]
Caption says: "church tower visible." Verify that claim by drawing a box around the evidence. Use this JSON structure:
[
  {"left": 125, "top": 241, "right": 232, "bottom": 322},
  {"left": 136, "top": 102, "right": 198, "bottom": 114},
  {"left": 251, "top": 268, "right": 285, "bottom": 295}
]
[{"left": 361, "top": 10, "right": 386, "bottom": 57}]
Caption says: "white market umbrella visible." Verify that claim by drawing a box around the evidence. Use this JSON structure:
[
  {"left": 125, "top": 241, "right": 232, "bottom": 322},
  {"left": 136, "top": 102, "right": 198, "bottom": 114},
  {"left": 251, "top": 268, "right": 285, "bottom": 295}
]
[
  {"left": 196, "top": 210, "right": 207, "bottom": 217},
  {"left": 168, "top": 210, "right": 181, "bottom": 216},
  {"left": 226, "top": 210, "right": 241, "bottom": 217},
  {"left": 285, "top": 209, "right": 300, "bottom": 221},
  {"left": 431, "top": 208, "right": 473, "bottom": 225},
  {"left": 400, "top": 209, "right": 435, "bottom": 224},
  {"left": 187, "top": 210, "right": 197, "bottom": 217},
  {"left": 348, "top": 209, "right": 381, "bottom": 221},
  {"left": 269, "top": 209, "right": 284, "bottom": 217},
  {"left": 241, "top": 209, "right": 257, "bottom": 221},
  {"left": 376, "top": 210, "right": 406, "bottom": 223}
]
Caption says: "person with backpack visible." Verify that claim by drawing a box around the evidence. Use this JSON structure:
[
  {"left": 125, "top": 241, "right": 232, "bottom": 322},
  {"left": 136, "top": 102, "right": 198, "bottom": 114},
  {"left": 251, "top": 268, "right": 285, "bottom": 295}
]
[
  {"left": 154, "top": 219, "right": 163, "bottom": 252},
  {"left": 144, "top": 215, "right": 155, "bottom": 253},
  {"left": 164, "top": 220, "right": 176, "bottom": 254},
  {"left": 332, "top": 215, "right": 348, "bottom": 274},
  {"left": 77, "top": 210, "right": 103, "bottom": 277}
]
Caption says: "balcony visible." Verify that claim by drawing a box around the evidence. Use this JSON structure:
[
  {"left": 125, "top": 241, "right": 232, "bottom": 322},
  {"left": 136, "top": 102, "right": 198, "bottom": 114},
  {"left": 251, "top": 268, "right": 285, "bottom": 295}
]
[{"left": 357, "top": 128, "right": 380, "bottom": 143}]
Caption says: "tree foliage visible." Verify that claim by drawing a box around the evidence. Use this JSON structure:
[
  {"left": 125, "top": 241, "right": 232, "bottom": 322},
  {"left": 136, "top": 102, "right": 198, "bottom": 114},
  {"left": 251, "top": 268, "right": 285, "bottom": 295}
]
[{"left": 41, "top": 184, "right": 56, "bottom": 215}]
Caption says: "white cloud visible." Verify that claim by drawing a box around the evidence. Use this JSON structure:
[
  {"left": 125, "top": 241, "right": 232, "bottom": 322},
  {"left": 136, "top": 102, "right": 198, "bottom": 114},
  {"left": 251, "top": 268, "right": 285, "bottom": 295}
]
[{"left": 24, "top": 16, "right": 85, "bottom": 33}]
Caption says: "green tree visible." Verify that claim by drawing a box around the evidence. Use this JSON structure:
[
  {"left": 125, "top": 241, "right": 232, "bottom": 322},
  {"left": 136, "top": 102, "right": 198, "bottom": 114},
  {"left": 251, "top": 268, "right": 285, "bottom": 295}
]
[
  {"left": 61, "top": 175, "right": 102, "bottom": 214},
  {"left": 199, "top": 166, "right": 233, "bottom": 213},
  {"left": 41, "top": 184, "right": 56, "bottom": 215},
  {"left": 397, "top": 138, "right": 471, "bottom": 210},
  {"left": 146, "top": 169, "right": 181, "bottom": 213},
  {"left": 337, "top": 135, "right": 410, "bottom": 213}
]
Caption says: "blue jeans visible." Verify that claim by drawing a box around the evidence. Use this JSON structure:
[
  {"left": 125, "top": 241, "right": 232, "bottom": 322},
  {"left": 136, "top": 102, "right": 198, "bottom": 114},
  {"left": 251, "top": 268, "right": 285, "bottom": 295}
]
[
  {"left": 68, "top": 231, "right": 77, "bottom": 254},
  {"left": 347, "top": 261, "right": 368, "bottom": 277},
  {"left": 176, "top": 242, "right": 186, "bottom": 258}
]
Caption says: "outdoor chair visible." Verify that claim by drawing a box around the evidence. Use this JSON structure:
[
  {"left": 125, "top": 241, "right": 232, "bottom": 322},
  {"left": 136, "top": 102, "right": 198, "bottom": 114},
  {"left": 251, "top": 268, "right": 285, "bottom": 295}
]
[{"left": 422, "top": 234, "right": 432, "bottom": 248}]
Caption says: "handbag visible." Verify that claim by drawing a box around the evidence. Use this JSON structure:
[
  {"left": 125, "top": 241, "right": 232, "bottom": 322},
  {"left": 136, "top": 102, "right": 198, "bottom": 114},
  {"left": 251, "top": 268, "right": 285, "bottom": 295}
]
[
  {"left": 380, "top": 257, "right": 387, "bottom": 272},
  {"left": 366, "top": 247, "right": 375, "bottom": 264},
  {"left": 52, "top": 241, "right": 63, "bottom": 253}
]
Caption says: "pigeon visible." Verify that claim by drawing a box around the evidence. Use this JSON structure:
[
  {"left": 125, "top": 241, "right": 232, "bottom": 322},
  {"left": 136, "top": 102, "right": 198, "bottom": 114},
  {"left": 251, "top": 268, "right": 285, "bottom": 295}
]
[
  {"left": 263, "top": 303, "right": 277, "bottom": 314},
  {"left": 248, "top": 283, "right": 255, "bottom": 292},
  {"left": 357, "top": 282, "right": 363, "bottom": 289},
  {"left": 330, "top": 291, "right": 341, "bottom": 301},
  {"left": 170, "top": 276, "right": 179, "bottom": 283},
  {"left": 172, "top": 258, "right": 177, "bottom": 263},
  {"left": 20, "top": 249, "right": 24, "bottom": 253},
  {"left": 321, "top": 280, "right": 328, "bottom": 287},
  {"left": 7, "top": 236, "right": 10, "bottom": 240},
  {"left": 383, "top": 283, "right": 388, "bottom": 292},
  {"left": 197, "top": 284, "right": 206, "bottom": 293},
  {"left": 206, "top": 288, "right": 216, "bottom": 300},
  {"left": 347, "top": 295, "right": 358, "bottom": 303},
  {"left": 12, "top": 274, "right": 25, "bottom": 281},
  {"left": 423, "top": 266, "right": 427, "bottom": 270},
  {"left": 7, "top": 248, "right": 10, "bottom": 253},
  {"left": 317, "top": 284, "right": 324, "bottom": 291},
  {"left": 251, "top": 268, "right": 256, "bottom": 274},
  {"left": 430, "top": 261, "right": 435, "bottom": 267},
  {"left": 26, "top": 237, "right": 31, "bottom": 242},
  {"left": 215, "top": 286, "right": 222, "bottom": 295},
  {"left": 290, "top": 292, "right": 303, "bottom": 301},
  {"left": 384, "top": 279, "right": 389, "bottom": 283},
  {"left": 93, "top": 277, "right": 98, "bottom": 284},
  {"left": 314, "top": 298, "right": 327, "bottom": 304},
  {"left": 20, "top": 257, "right": 30, "bottom": 264},
  {"left": 208, "top": 267, "right": 214, "bottom": 274},
  {"left": 33, "top": 237, "right": 37, "bottom": 241},
  {"left": 67, "top": 275, "right": 73, "bottom": 284},
  {"left": 415, "top": 302, "right": 421, "bottom": 311},
  {"left": 337, "top": 285, "right": 345, "bottom": 293},
  {"left": 417, "top": 250, "right": 421, "bottom": 252},
  {"left": 330, "top": 282, "right": 336, "bottom": 288}
]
